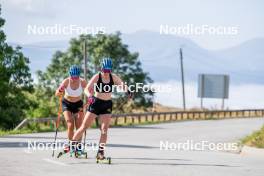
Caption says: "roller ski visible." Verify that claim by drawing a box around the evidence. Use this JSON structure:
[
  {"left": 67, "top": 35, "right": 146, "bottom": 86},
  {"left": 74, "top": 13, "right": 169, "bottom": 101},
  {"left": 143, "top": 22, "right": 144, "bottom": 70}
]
[
  {"left": 72, "top": 142, "right": 88, "bottom": 159},
  {"left": 74, "top": 149, "right": 88, "bottom": 159},
  {"left": 96, "top": 151, "right": 111, "bottom": 164},
  {"left": 57, "top": 142, "right": 87, "bottom": 159},
  {"left": 57, "top": 144, "right": 71, "bottom": 158}
]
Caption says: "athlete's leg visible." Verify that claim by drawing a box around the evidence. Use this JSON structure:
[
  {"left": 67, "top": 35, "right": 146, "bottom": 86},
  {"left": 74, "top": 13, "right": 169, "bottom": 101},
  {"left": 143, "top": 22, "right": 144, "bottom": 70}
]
[
  {"left": 75, "top": 110, "right": 84, "bottom": 130},
  {"left": 72, "top": 111, "right": 97, "bottom": 141},
  {"left": 63, "top": 111, "right": 74, "bottom": 140},
  {"left": 97, "top": 114, "right": 111, "bottom": 157}
]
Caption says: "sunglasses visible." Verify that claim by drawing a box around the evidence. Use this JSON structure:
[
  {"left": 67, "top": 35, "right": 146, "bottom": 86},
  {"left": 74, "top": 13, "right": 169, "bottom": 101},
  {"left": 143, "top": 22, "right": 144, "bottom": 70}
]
[
  {"left": 102, "top": 69, "right": 111, "bottom": 73},
  {"left": 70, "top": 76, "right": 79, "bottom": 80}
]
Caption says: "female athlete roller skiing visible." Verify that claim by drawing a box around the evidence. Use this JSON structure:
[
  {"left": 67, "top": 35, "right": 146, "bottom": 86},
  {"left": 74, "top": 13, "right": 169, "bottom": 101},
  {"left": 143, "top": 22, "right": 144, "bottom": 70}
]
[
  {"left": 71, "top": 58, "right": 133, "bottom": 162},
  {"left": 55, "top": 65, "right": 87, "bottom": 150}
]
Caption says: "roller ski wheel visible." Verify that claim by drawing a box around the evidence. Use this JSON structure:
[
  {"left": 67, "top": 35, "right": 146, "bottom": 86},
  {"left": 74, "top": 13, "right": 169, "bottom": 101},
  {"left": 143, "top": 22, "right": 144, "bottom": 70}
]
[
  {"left": 57, "top": 151, "right": 63, "bottom": 158},
  {"left": 74, "top": 150, "right": 88, "bottom": 159},
  {"left": 72, "top": 142, "right": 88, "bottom": 159},
  {"left": 57, "top": 145, "right": 70, "bottom": 158},
  {"left": 96, "top": 156, "right": 111, "bottom": 164}
]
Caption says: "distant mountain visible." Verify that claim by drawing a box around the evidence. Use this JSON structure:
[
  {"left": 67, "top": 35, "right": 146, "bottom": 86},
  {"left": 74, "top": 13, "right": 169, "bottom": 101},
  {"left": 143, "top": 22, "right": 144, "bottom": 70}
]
[
  {"left": 213, "top": 38, "right": 264, "bottom": 70},
  {"left": 9, "top": 40, "right": 68, "bottom": 74},
  {"left": 9, "top": 31, "right": 264, "bottom": 84},
  {"left": 123, "top": 31, "right": 264, "bottom": 84}
]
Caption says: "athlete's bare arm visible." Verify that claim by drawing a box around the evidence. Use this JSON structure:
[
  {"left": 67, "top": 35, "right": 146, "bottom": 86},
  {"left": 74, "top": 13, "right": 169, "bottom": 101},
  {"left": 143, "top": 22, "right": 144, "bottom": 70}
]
[
  {"left": 112, "top": 74, "right": 129, "bottom": 92},
  {"left": 81, "top": 78, "right": 88, "bottom": 89},
  {"left": 55, "top": 79, "right": 69, "bottom": 96},
  {"left": 84, "top": 74, "right": 99, "bottom": 97}
]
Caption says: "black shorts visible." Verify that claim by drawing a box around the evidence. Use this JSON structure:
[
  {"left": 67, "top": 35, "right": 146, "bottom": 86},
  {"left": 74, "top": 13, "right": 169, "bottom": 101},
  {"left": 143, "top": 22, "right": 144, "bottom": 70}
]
[
  {"left": 62, "top": 98, "right": 83, "bottom": 114},
  {"left": 87, "top": 97, "right": 112, "bottom": 115}
]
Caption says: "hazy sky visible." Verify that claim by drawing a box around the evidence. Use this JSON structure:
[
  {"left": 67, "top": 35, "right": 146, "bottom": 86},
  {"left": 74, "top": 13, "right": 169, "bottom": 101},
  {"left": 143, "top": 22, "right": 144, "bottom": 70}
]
[{"left": 1, "top": 0, "right": 264, "bottom": 49}]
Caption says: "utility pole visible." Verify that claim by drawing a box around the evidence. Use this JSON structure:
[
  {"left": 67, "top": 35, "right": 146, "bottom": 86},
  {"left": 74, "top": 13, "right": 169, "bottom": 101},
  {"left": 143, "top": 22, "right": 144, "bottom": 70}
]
[
  {"left": 221, "top": 98, "right": 225, "bottom": 110},
  {"left": 180, "top": 48, "right": 186, "bottom": 110},
  {"left": 82, "top": 38, "right": 99, "bottom": 127},
  {"left": 83, "top": 40, "right": 87, "bottom": 87},
  {"left": 82, "top": 39, "right": 88, "bottom": 146}
]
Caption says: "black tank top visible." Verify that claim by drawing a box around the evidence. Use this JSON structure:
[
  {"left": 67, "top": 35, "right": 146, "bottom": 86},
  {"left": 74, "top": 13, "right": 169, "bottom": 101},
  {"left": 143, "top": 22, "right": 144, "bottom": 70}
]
[{"left": 95, "top": 73, "right": 114, "bottom": 93}]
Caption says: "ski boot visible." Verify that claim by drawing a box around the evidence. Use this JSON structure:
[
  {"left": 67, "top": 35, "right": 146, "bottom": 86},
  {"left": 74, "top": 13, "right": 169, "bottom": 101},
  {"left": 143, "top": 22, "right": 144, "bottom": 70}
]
[
  {"left": 57, "top": 143, "right": 71, "bottom": 158},
  {"left": 74, "top": 142, "right": 88, "bottom": 159},
  {"left": 96, "top": 150, "right": 111, "bottom": 164}
]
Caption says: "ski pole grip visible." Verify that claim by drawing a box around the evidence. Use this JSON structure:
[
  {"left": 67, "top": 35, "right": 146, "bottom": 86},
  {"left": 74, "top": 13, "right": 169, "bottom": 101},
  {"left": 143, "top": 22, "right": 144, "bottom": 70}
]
[
  {"left": 88, "top": 96, "right": 95, "bottom": 104},
  {"left": 59, "top": 84, "right": 65, "bottom": 92}
]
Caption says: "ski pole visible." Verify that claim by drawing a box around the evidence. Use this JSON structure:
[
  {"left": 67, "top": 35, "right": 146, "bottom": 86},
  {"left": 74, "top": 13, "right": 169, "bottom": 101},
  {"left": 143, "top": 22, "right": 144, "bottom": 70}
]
[
  {"left": 83, "top": 130, "right": 87, "bottom": 149},
  {"left": 52, "top": 95, "right": 63, "bottom": 157},
  {"left": 82, "top": 102, "right": 90, "bottom": 149}
]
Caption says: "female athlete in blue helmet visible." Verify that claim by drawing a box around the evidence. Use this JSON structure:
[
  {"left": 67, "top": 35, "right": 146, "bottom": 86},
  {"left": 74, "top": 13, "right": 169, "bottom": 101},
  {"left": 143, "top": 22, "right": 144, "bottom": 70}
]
[
  {"left": 72, "top": 58, "right": 133, "bottom": 160},
  {"left": 55, "top": 65, "right": 87, "bottom": 144}
]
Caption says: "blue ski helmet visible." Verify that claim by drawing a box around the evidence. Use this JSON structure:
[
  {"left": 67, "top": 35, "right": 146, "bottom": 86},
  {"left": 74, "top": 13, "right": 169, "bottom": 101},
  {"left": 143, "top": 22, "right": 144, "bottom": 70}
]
[
  {"left": 101, "top": 58, "right": 112, "bottom": 71},
  {"left": 69, "top": 65, "right": 81, "bottom": 77}
]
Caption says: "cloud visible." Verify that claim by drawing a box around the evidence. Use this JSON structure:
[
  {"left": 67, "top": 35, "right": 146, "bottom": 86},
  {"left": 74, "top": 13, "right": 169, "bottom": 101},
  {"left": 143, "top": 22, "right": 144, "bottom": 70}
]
[
  {"left": 153, "top": 81, "right": 264, "bottom": 109},
  {"left": 1, "top": 0, "right": 57, "bottom": 18}
]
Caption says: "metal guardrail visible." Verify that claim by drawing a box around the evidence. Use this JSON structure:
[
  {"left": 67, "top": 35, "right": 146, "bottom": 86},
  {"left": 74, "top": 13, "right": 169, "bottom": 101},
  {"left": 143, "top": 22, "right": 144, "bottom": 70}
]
[{"left": 14, "top": 109, "right": 264, "bottom": 130}]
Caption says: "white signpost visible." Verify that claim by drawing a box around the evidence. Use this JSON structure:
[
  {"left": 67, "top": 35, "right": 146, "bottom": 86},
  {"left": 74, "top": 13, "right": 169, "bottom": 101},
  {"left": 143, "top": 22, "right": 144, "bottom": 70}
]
[{"left": 198, "top": 74, "right": 230, "bottom": 109}]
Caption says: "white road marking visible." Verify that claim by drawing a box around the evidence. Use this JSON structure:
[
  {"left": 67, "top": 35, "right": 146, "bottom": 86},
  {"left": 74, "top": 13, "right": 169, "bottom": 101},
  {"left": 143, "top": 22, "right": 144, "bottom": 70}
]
[
  {"left": 24, "top": 149, "right": 32, "bottom": 154},
  {"left": 43, "top": 158, "right": 69, "bottom": 166}
]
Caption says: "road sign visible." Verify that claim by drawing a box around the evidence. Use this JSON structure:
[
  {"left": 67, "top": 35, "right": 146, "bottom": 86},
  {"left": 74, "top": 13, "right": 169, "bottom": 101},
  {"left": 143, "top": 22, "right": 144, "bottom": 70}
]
[{"left": 198, "top": 74, "right": 230, "bottom": 109}]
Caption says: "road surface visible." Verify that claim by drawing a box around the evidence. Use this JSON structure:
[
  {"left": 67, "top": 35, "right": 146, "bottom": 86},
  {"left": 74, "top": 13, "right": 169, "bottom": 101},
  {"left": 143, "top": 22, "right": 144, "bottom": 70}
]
[{"left": 1, "top": 117, "right": 264, "bottom": 176}]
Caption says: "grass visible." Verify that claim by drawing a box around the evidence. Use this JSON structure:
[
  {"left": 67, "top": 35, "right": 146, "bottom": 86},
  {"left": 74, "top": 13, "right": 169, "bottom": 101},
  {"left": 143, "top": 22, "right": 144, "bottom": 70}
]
[
  {"left": 0, "top": 120, "right": 103, "bottom": 137},
  {"left": 0, "top": 128, "right": 55, "bottom": 136},
  {"left": 0, "top": 123, "right": 66, "bottom": 137},
  {"left": 0, "top": 129, "right": 34, "bottom": 136},
  {"left": 0, "top": 127, "right": 58, "bottom": 137},
  {"left": 0, "top": 119, "right": 163, "bottom": 136},
  {"left": 242, "top": 125, "right": 264, "bottom": 148}
]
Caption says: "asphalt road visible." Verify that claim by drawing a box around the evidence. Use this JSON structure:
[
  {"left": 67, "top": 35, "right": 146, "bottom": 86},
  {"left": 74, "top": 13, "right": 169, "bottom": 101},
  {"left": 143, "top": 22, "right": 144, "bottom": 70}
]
[{"left": 1, "top": 117, "right": 264, "bottom": 176}]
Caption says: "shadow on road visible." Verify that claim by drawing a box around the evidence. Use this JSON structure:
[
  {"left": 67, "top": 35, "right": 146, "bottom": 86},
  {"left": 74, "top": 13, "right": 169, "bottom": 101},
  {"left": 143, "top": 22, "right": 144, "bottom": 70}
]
[
  {"left": 108, "top": 143, "right": 157, "bottom": 149},
  {"left": 112, "top": 126, "right": 164, "bottom": 129},
  {"left": 113, "top": 157, "right": 191, "bottom": 161},
  {"left": 0, "top": 136, "right": 68, "bottom": 140},
  {"left": 0, "top": 141, "right": 66, "bottom": 148},
  {"left": 67, "top": 158, "right": 240, "bottom": 168},
  {"left": 0, "top": 142, "right": 157, "bottom": 149},
  {"left": 110, "top": 162, "right": 240, "bottom": 167}
]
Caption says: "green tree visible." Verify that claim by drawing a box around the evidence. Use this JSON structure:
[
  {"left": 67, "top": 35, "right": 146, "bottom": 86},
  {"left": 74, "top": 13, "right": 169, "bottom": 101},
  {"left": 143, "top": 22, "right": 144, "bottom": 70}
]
[
  {"left": 0, "top": 7, "right": 33, "bottom": 129},
  {"left": 37, "top": 32, "right": 154, "bottom": 113}
]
